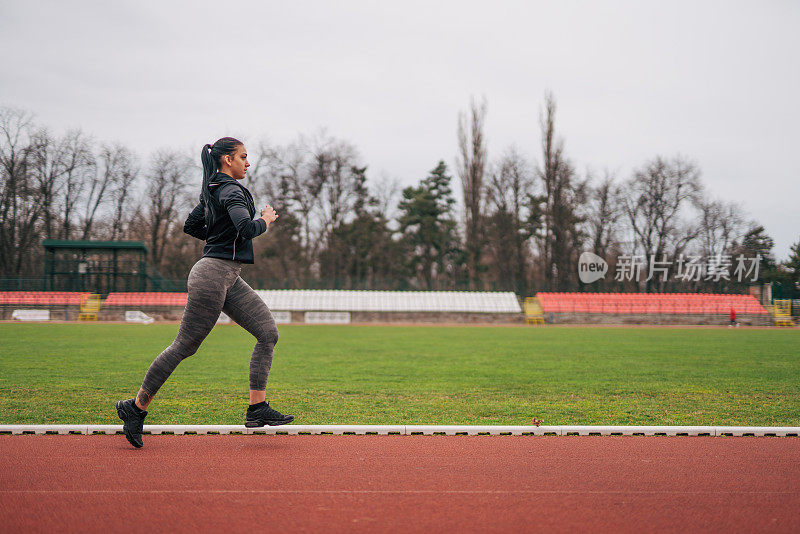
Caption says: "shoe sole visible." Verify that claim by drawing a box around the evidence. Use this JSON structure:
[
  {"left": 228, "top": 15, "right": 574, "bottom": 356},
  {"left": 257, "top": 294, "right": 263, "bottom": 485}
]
[
  {"left": 244, "top": 415, "right": 295, "bottom": 428},
  {"left": 116, "top": 400, "right": 143, "bottom": 448}
]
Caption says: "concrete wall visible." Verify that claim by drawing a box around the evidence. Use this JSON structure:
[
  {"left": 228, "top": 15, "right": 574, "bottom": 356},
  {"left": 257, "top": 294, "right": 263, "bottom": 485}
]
[
  {"left": 96, "top": 308, "right": 526, "bottom": 324},
  {"left": 1, "top": 305, "right": 781, "bottom": 326},
  {"left": 98, "top": 307, "right": 182, "bottom": 322},
  {"left": 1, "top": 305, "right": 78, "bottom": 321},
  {"left": 548, "top": 312, "right": 773, "bottom": 326},
  {"left": 349, "top": 311, "right": 525, "bottom": 323},
  {"left": 0, "top": 306, "right": 526, "bottom": 324}
]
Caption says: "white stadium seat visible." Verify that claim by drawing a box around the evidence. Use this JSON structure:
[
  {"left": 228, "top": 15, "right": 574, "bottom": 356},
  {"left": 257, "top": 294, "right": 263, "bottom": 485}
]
[{"left": 254, "top": 290, "right": 522, "bottom": 313}]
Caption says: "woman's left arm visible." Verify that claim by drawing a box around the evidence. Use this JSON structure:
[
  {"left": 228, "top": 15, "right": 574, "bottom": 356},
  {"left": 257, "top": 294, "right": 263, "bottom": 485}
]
[
  {"left": 184, "top": 201, "right": 207, "bottom": 240},
  {"left": 219, "top": 185, "right": 268, "bottom": 240}
]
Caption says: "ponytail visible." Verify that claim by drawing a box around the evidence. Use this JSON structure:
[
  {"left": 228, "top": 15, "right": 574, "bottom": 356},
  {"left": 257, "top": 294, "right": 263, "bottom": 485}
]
[
  {"left": 199, "top": 137, "right": 242, "bottom": 228},
  {"left": 200, "top": 144, "right": 216, "bottom": 227}
]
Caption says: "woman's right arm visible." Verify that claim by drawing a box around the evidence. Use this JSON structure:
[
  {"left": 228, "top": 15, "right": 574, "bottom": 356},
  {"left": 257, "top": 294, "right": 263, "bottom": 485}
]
[{"left": 183, "top": 200, "right": 207, "bottom": 240}]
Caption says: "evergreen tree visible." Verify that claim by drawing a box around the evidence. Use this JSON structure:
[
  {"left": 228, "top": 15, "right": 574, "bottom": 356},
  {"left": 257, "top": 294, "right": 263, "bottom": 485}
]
[
  {"left": 786, "top": 238, "right": 800, "bottom": 285},
  {"left": 397, "top": 161, "right": 461, "bottom": 289},
  {"left": 778, "top": 238, "right": 800, "bottom": 299},
  {"left": 727, "top": 225, "right": 780, "bottom": 293},
  {"left": 738, "top": 225, "right": 777, "bottom": 272},
  {"left": 320, "top": 212, "right": 405, "bottom": 289}
]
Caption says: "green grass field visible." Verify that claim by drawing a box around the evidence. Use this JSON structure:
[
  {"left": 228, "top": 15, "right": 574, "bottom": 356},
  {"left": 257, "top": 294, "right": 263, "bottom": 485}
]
[{"left": 1, "top": 323, "right": 798, "bottom": 426}]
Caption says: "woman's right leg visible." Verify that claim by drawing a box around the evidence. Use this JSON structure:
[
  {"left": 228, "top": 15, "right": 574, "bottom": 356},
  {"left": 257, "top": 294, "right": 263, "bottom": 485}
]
[{"left": 136, "top": 258, "right": 241, "bottom": 408}]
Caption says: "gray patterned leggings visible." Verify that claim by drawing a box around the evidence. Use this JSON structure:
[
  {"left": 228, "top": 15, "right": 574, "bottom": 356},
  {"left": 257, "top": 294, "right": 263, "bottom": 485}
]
[{"left": 140, "top": 257, "right": 278, "bottom": 396}]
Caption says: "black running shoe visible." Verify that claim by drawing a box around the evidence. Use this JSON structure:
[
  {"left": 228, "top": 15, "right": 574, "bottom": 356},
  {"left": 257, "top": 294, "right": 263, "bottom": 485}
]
[
  {"left": 116, "top": 398, "right": 147, "bottom": 448},
  {"left": 245, "top": 402, "right": 294, "bottom": 427}
]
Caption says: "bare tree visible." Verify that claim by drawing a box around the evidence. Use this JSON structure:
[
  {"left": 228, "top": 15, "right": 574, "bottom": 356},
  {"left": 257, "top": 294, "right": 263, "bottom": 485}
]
[
  {"left": 484, "top": 147, "right": 536, "bottom": 294},
  {"left": 143, "top": 150, "right": 191, "bottom": 268},
  {"left": 246, "top": 138, "right": 280, "bottom": 201},
  {"left": 251, "top": 134, "right": 389, "bottom": 287},
  {"left": 317, "top": 137, "right": 364, "bottom": 234},
  {"left": 696, "top": 197, "right": 746, "bottom": 259},
  {"left": 372, "top": 171, "right": 401, "bottom": 224},
  {"left": 620, "top": 155, "right": 702, "bottom": 291},
  {"left": 251, "top": 174, "right": 307, "bottom": 286},
  {"left": 0, "top": 106, "right": 37, "bottom": 275},
  {"left": 536, "top": 92, "right": 587, "bottom": 290},
  {"left": 537, "top": 93, "right": 560, "bottom": 288},
  {"left": 108, "top": 145, "right": 139, "bottom": 240},
  {"left": 29, "top": 127, "right": 65, "bottom": 240},
  {"left": 586, "top": 170, "right": 621, "bottom": 257},
  {"left": 315, "top": 137, "right": 368, "bottom": 286},
  {"left": 79, "top": 142, "right": 129, "bottom": 240},
  {"left": 456, "top": 96, "right": 488, "bottom": 289},
  {"left": 58, "top": 130, "right": 94, "bottom": 240},
  {"left": 250, "top": 136, "right": 325, "bottom": 280}
]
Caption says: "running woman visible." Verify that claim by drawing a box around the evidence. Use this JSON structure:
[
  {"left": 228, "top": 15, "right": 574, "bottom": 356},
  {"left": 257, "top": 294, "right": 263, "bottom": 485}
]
[{"left": 116, "top": 137, "right": 293, "bottom": 448}]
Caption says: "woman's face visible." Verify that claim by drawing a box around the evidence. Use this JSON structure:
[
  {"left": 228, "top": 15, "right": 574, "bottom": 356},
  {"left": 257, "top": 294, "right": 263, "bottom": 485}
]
[{"left": 223, "top": 144, "right": 249, "bottom": 180}]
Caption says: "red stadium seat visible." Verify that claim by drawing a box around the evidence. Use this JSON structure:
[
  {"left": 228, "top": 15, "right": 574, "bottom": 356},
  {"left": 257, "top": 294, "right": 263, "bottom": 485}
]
[
  {"left": 0, "top": 291, "right": 90, "bottom": 305},
  {"left": 535, "top": 292, "right": 768, "bottom": 316},
  {"left": 103, "top": 292, "right": 188, "bottom": 306}
]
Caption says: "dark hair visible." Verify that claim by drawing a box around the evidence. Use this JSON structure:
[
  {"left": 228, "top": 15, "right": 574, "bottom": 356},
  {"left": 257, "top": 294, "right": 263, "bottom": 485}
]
[{"left": 200, "top": 137, "right": 243, "bottom": 227}]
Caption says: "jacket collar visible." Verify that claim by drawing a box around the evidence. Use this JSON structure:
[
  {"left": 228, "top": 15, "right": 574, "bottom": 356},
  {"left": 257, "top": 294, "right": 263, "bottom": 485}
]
[
  {"left": 209, "top": 171, "right": 255, "bottom": 210},
  {"left": 210, "top": 171, "right": 237, "bottom": 185}
]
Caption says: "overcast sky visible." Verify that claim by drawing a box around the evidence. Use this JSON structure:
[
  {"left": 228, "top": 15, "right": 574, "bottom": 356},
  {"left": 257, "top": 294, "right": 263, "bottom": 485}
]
[{"left": 1, "top": 1, "right": 798, "bottom": 259}]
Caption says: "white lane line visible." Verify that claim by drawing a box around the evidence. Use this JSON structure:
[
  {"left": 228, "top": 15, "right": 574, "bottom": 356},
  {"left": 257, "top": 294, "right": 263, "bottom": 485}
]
[{"left": 1, "top": 425, "right": 799, "bottom": 436}]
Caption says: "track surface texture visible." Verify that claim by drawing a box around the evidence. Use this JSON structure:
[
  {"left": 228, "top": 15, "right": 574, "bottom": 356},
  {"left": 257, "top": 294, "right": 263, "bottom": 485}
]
[{"left": 2, "top": 435, "right": 799, "bottom": 533}]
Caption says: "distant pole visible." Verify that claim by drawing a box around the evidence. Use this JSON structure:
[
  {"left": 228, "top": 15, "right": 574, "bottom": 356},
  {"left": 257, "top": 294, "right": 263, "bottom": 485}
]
[{"left": 112, "top": 249, "right": 118, "bottom": 294}]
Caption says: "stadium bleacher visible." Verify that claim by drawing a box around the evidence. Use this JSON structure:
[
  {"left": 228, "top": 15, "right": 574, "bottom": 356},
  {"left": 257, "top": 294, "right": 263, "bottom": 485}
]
[
  {"left": 104, "top": 292, "right": 188, "bottom": 306},
  {"left": 4, "top": 290, "right": 774, "bottom": 324},
  {"left": 102, "top": 290, "right": 520, "bottom": 313},
  {"left": 536, "top": 292, "right": 768, "bottom": 315},
  {"left": 0, "top": 291, "right": 89, "bottom": 305},
  {"left": 2, "top": 290, "right": 519, "bottom": 316},
  {"left": 253, "top": 290, "right": 522, "bottom": 313}
]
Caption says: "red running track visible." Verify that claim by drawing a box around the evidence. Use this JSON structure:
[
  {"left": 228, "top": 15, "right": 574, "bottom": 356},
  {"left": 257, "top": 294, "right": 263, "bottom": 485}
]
[{"left": 1, "top": 435, "right": 799, "bottom": 533}]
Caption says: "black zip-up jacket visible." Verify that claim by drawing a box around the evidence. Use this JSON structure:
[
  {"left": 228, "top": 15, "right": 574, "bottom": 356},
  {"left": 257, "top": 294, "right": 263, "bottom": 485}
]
[{"left": 183, "top": 172, "right": 267, "bottom": 264}]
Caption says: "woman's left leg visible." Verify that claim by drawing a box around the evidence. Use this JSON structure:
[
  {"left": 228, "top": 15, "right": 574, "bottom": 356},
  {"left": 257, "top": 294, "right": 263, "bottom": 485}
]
[
  {"left": 222, "top": 276, "right": 279, "bottom": 401},
  {"left": 137, "top": 258, "right": 240, "bottom": 407}
]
